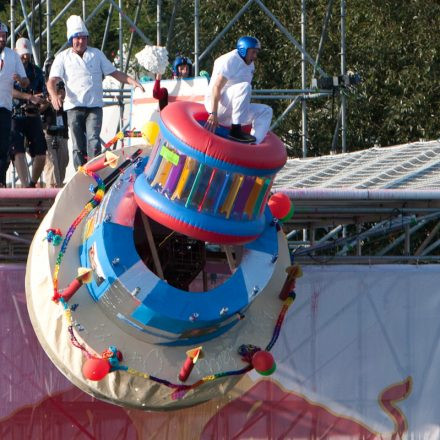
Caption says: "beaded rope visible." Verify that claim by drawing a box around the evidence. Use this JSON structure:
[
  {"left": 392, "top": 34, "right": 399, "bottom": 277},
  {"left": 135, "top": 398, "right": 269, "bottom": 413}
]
[
  {"left": 51, "top": 167, "right": 105, "bottom": 303},
  {"left": 50, "top": 165, "right": 297, "bottom": 400}
]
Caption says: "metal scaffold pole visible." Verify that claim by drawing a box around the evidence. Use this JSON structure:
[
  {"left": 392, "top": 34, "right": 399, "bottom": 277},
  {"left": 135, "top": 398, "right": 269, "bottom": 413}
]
[
  {"left": 118, "top": 0, "right": 124, "bottom": 140},
  {"left": 157, "top": 0, "right": 161, "bottom": 45},
  {"left": 301, "top": 0, "right": 308, "bottom": 158},
  {"left": 18, "top": 0, "right": 40, "bottom": 65},
  {"left": 194, "top": 0, "right": 199, "bottom": 75},
  {"left": 46, "top": 0, "right": 51, "bottom": 62},
  {"left": 101, "top": 2, "right": 113, "bottom": 52},
  {"left": 340, "top": 0, "right": 347, "bottom": 152},
  {"left": 9, "top": 0, "right": 16, "bottom": 49},
  {"left": 125, "top": 0, "right": 143, "bottom": 74}
]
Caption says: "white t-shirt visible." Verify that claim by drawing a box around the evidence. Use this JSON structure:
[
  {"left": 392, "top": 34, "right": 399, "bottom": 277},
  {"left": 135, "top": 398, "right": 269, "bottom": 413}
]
[
  {"left": 0, "top": 48, "right": 27, "bottom": 111},
  {"left": 50, "top": 47, "right": 116, "bottom": 111},
  {"left": 206, "top": 49, "right": 254, "bottom": 101}
]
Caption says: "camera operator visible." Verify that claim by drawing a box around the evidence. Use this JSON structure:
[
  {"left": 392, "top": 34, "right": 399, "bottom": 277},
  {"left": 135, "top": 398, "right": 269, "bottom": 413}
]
[
  {"left": 10, "top": 38, "right": 47, "bottom": 187},
  {"left": 42, "top": 81, "right": 69, "bottom": 187}
]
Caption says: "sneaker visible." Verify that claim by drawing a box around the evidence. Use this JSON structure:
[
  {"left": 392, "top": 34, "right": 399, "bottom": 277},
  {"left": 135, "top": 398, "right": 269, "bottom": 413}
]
[{"left": 228, "top": 124, "right": 256, "bottom": 144}]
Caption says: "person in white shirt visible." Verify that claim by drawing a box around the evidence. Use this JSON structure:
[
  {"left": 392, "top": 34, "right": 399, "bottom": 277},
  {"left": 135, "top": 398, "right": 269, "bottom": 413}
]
[
  {"left": 0, "top": 22, "right": 29, "bottom": 187},
  {"left": 47, "top": 15, "right": 145, "bottom": 168},
  {"left": 204, "top": 36, "right": 272, "bottom": 144},
  {"left": 0, "top": 22, "right": 29, "bottom": 188}
]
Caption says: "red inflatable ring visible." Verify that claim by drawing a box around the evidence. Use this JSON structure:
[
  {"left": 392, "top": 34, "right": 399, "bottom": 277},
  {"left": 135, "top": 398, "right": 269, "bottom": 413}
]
[{"left": 160, "top": 101, "right": 287, "bottom": 171}]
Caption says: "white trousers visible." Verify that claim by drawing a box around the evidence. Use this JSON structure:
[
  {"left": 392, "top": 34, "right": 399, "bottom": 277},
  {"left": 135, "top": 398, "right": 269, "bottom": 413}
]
[{"left": 206, "top": 82, "right": 273, "bottom": 143}]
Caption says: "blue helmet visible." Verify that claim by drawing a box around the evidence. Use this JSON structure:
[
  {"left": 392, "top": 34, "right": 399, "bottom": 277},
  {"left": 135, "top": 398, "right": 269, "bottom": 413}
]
[
  {"left": 236, "top": 36, "right": 261, "bottom": 59},
  {"left": 172, "top": 56, "right": 193, "bottom": 77}
]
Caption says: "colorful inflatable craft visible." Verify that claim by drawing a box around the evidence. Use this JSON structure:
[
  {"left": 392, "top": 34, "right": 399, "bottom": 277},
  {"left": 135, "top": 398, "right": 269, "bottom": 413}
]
[{"left": 26, "top": 102, "right": 298, "bottom": 410}]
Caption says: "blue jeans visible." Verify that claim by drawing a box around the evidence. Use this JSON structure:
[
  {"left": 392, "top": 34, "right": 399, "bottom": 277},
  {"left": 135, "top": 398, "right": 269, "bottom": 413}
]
[
  {"left": 67, "top": 107, "right": 103, "bottom": 169},
  {"left": 0, "top": 107, "right": 12, "bottom": 186}
]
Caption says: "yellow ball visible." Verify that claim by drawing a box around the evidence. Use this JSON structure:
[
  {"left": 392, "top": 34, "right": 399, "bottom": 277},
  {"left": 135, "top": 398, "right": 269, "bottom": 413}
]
[{"left": 141, "top": 121, "right": 160, "bottom": 145}]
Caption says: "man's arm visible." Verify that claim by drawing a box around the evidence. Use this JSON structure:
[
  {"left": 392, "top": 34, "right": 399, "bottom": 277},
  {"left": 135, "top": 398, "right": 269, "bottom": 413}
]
[
  {"left": 12, "top": 89, "right": 43, "bottom": 105},
  {"left": 109, "top": 70, "right": 145, "bottom": 92},
  {"left": 47, "top": 76, "right": 63, "bottom": 111},
  {"left": 204, "top": 74, "right": 228, "bottom": 132}
]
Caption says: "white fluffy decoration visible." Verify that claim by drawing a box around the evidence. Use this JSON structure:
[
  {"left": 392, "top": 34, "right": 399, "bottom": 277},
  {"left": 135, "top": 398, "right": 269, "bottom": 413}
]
[{"left": 135, "top": 45, "right": 169, "bottom": 75}]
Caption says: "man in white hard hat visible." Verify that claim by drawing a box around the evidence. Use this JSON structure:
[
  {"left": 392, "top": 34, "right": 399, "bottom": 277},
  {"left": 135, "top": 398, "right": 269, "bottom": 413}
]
[
  {"left": 10, "top": 37, "right": 47, "bottom": 187},
  {"left": 0, "top": 23, "right": 29, "bottom": 187},
  {"left": 47, "top": 15, "right": 145, "bottom": 168},
  {"left": 204, "top": 36, "right": 272, "bottom": 144}
]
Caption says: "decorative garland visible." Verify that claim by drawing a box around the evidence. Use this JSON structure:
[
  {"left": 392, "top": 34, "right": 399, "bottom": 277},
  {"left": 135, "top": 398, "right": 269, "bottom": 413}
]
[
  {"left": 48, "top": 165, "right": 298, "bottom": 400},
  {"left": 51, "top": 167, "right": 105, "bottom": 303}
]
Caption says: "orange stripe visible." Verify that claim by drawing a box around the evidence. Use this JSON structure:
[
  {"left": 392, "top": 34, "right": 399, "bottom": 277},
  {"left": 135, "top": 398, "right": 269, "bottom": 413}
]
[{"left": 133, "top": 95, "right": 205, "bottom": 105}]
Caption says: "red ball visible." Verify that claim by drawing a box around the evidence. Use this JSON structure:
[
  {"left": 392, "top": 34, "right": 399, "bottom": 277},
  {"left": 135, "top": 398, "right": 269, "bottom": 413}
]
[
  {"left": 252, "top": 350, "right": 276, "bottom": 375},
  {"left": 82, "top": 357, "right": 111, "bottom": 381},
  {"left": 268, "top": 193, "right": 291, "bottom": 219}
]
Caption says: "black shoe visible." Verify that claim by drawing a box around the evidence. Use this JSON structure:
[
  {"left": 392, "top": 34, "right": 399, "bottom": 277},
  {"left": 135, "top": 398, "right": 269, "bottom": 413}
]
[
  {"left": 27, "top": 181, "right": 36, "bottom": 188},
  {"left": 228, "top": 124, "right": 256, "bottom": 144}
]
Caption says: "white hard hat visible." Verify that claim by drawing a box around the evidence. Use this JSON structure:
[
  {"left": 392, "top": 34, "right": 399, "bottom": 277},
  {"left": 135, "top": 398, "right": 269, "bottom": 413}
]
[
  {"left": 66, "top": 15, "right": 89, "bottom": 42},
  {"left": 16, "top": 38, "right": 32, "bottom": 56},
  {"left": 0, "top": 22, "right": 8, "bottom": 34}
]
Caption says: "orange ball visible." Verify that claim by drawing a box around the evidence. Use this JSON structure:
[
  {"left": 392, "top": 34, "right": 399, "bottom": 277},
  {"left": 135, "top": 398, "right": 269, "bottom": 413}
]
[
  {"left": 82, "top": 357, "right": 111, "bottom": 381},
  {"left": 268, "top": 193, "right": 291, "bottom": 219}
]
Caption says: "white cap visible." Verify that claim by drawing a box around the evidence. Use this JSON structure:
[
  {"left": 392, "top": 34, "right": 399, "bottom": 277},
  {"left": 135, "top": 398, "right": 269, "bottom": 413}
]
[
  {"left": 15, "top": 38, "right": 32, "bottom": 56},
  {"left": 66, "top": 15, "right": 89, "bottom": 41},
  {"left": 0, "top": 22, "right": 8, "bottom": 34}
]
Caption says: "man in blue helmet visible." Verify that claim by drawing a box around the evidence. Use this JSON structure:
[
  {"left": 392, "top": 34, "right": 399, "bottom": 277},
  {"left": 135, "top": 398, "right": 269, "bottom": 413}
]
[
  {"left": 204, "top": 36, "right": 272, "bottom": 144},
  {"left": 47, "top": 15, "right": 144, "bottom": 169},
  {"left": 153, "top": 56, "right": 192, "bottom": 110}
]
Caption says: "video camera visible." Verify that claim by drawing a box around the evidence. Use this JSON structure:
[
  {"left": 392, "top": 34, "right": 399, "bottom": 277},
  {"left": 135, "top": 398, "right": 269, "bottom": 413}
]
[{"left": 312, "top": 71, "right": 361, "bottom": 90}]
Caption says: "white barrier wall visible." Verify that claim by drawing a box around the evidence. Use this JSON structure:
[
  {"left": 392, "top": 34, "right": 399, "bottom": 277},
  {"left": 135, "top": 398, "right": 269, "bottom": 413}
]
[
  {"left": 4, "top": 264, "right": 440, "bottom": 437},
  {"left": 202, "top": 264, "right": 440, "bottom": 438}
]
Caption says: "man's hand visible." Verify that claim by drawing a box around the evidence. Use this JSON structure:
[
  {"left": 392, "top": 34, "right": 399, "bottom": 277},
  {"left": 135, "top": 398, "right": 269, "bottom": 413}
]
[
  {"left": 204, "top": 113, "right": 219, "bottom": 132},
  {"left": 130, "top": 77, "right": 145, "bottom": 93},
  {"left": 46, "top": 77, "right": 63, "bottom": 110},
  {"left": 49, "top": 92, "right": 63, "bottom": 111},
  {"left": 28, "top": 94, "right": 44, "bottom": 105}
]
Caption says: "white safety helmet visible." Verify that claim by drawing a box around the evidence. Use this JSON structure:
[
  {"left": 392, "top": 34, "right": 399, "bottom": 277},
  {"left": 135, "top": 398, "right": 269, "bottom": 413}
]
[
  {"left": 16, "top": 38, "right": 32, "bottom": 56},
  {"left": 66, "top": 15, "right": 89, "bottom": 44},
  {"left": 0, "top": 22, "right": 8, "bottom": 35}
]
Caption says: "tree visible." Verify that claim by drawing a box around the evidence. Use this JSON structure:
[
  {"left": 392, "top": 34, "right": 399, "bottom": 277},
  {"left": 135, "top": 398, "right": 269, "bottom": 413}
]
[{"left": 2, "top": 1, "right": 440, "bottom": 157}]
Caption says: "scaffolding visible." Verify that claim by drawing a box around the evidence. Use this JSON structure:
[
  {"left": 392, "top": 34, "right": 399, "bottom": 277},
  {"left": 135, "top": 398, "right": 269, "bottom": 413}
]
[
  {"left": 6, "top": 0, "right": 350, "bottom": 158},
  {"left": 4, "top": 2, "right": 439, "bottom": 265}
]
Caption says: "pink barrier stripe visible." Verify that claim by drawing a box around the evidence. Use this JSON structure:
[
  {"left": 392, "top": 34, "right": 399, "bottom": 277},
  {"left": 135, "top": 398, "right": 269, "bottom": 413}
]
[{"left": 0, "top": 188, "right": 59, "bottom": 200}]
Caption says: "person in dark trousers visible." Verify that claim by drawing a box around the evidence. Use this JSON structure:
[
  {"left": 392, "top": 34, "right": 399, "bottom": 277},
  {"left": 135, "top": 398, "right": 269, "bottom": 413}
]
[
  {"left": 0, "top": 23, "right": 29, "bottom": 187},
  {"left": 10, "top": 37, "right": 47, "bottom": 187},
  {"left": 42, "top": 81, "right": 69, "bottom": 187}
]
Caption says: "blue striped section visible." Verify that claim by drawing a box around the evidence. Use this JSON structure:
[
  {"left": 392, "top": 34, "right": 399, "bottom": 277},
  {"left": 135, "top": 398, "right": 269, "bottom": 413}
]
[
  {"left": 134, "top": 173, "right": 265, "bottom": 238},
  {"left": 80, "top": 222, "right": 141, "bottom": 301}
]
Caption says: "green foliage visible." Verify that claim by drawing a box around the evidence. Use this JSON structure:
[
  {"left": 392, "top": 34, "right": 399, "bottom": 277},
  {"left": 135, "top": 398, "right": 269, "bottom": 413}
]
[{"left": 2, "top": 1, "right": 440, "bottom": 156}]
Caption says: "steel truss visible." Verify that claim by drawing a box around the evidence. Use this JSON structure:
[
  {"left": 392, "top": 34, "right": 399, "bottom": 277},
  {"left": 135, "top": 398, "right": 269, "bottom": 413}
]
[
  {"left": 7, "top": 0, "right": 349, "bottom": 157},
  {"left": 282, "top": 189, "right": 440, "bottom": 264},
  {"left": 6, "top": 1, "right": 429, "bottom": 266}
]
